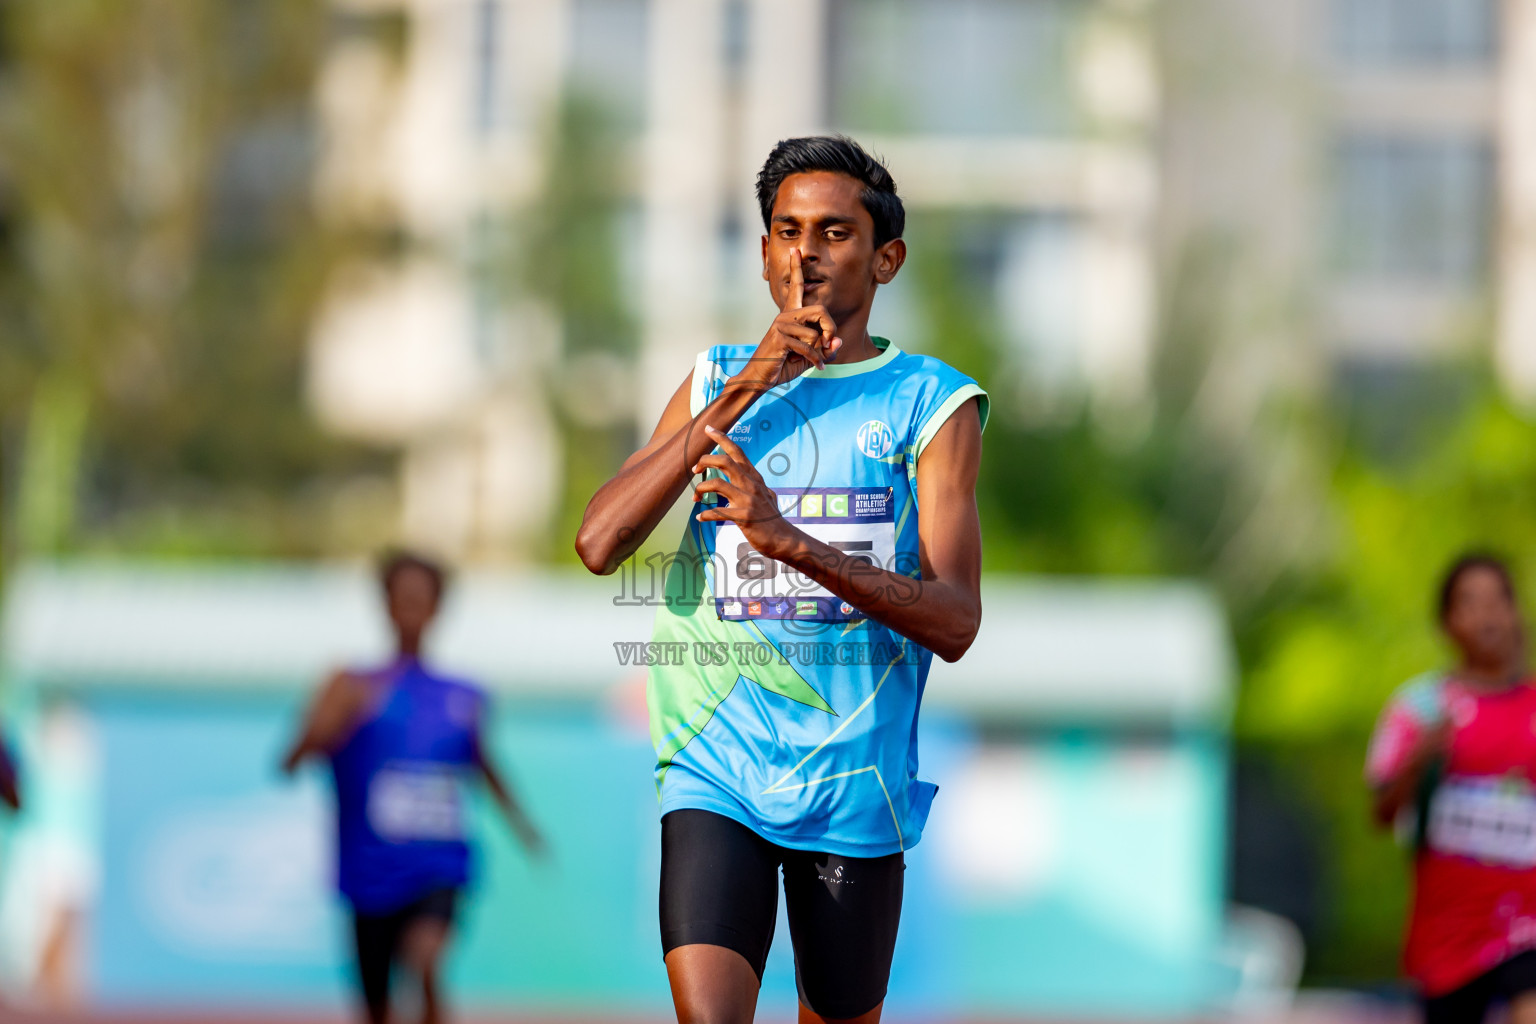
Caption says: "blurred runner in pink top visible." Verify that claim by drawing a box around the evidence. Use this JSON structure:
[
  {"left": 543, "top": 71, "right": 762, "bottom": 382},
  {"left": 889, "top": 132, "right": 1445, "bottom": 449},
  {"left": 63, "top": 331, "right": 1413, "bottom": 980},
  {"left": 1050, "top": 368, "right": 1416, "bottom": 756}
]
[{"left": 1367, "top": 554, "right": 1536, "bottom": 1024}]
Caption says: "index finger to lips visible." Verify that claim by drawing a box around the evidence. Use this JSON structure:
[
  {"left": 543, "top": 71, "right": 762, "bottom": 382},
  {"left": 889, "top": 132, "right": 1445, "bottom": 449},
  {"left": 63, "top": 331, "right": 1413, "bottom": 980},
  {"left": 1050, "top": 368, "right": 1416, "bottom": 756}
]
[{"left": 788, "top": 248, "right": 804, "bottom": 310}]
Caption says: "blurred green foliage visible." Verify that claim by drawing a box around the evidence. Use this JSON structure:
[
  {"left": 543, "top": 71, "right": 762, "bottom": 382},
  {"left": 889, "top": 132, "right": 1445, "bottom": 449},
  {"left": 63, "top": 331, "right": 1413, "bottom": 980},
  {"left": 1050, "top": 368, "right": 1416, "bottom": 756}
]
[
  {"left": 512, "top": 91, "right": 641, "bottom": 564},
  {"left": 0, "top": 0, "right": 387, "bottom": 577},
  {"left": 1240, "top": 391, "right": 1536, "bottom": 977}
]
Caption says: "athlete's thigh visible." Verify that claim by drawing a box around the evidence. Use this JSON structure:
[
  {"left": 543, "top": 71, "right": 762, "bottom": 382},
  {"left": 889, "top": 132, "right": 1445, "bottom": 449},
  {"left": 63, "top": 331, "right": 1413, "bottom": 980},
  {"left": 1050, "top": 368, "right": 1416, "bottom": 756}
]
[
  {"left": 399, "top": 889, "right": 457, "bottom": 978},
  {"left": 782, "top": 848, "right": 904, "bottom": 1022},
  {"left": 659, "top": 809, "right": 781, "bottom": 978}
]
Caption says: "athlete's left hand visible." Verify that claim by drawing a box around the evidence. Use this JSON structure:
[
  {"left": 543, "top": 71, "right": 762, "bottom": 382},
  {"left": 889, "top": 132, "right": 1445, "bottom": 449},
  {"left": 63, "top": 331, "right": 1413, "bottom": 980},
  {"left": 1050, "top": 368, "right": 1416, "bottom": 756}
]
[{"left": 693, "top": 425, "right": 798, "bottom": 559}]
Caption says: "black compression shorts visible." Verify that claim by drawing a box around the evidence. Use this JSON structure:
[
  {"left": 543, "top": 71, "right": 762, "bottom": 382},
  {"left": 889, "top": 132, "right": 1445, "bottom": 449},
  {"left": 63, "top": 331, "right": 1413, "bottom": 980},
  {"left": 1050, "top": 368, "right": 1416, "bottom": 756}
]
[
  {"left": 659, "top": 808, "right": 904, "bottom": 1020},
  {"left": 351, "top": 887, "right": 458, "bottom": 1022},
  {"left": 1424, "top": 950, "right": 1536, "bottom": 1024}
]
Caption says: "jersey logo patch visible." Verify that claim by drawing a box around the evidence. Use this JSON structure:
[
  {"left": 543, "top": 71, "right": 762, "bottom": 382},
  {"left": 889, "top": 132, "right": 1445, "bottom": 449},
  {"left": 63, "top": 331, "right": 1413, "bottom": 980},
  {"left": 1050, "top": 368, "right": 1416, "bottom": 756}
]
[{"left": 857, "top": 420, "right": 895, "bottom": 459}]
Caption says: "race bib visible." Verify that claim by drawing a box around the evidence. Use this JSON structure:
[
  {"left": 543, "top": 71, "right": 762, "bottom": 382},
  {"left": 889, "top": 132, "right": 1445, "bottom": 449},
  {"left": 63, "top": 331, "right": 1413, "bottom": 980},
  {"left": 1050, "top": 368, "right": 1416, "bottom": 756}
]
[
  {"left": 1428, "top": 776, "right": 1536, "bottom": 868},
  {"left": 712, "top": 487, "right": 900, "bottom": 622},
  {"left": 367, "top": 763, "right": 465, "bottom": 842}
]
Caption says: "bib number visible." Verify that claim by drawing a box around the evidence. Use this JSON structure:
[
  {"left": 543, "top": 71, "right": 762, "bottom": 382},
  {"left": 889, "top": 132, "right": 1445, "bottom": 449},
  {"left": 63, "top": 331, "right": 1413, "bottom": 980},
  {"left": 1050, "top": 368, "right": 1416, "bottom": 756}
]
[
  {"left": 1427, "top": 776, "right": 1536, "bottom": 868},
  {"left": 712, "top": 487, "right": 899, "bottom": 622},
  {"left": 367, "top": 763, "right": 465, "bottom": 842}
]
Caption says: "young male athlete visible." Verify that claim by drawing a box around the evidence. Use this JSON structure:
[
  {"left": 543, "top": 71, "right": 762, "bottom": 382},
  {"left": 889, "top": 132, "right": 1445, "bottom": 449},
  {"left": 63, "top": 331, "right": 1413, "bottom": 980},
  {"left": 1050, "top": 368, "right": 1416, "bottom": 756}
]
[
  {"left": 1367, "top": 555, "right": 1536, "bottom": 1024},
  {"left": 282, "top": 551, "right": 544, "bottom": 1024},
  {"left": 577, "top": 136, "right": 987, "bottom": 1024}
]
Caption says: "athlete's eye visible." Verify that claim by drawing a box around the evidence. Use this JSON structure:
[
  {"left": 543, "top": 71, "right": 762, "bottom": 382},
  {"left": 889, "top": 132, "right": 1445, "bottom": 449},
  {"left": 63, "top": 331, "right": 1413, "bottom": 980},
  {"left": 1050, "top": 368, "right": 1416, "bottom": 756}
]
[
  {"left": 826, "top": 230, "right": 849, "bottom": 241},
  {"left": 778, "top": 228, "right": 799, "bottom": 239}
]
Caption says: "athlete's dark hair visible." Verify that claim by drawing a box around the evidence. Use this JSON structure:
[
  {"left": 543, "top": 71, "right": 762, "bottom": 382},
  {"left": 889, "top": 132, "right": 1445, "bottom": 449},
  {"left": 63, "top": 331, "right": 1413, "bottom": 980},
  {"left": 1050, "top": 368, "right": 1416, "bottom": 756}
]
[
  {"left": 379, "top": 549, "right": 448, "bottom": 601},
  {"left": 1437, "top": 552, "right": 1517, "bottom": 622},
  {"left": 755, "top": 135, "right": 904, "bottom": 248}
]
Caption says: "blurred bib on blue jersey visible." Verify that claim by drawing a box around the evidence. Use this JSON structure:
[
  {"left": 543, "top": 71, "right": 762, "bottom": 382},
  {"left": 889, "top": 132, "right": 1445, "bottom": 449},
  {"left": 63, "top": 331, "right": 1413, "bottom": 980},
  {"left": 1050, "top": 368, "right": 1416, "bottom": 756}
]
[{"left": 367, "top": 761, "right": 467, "bottom": 843}]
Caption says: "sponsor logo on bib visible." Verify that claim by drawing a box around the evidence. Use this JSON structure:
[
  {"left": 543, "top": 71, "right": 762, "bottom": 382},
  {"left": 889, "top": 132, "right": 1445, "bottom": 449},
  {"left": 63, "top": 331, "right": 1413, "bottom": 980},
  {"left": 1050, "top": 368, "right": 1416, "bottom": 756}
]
[{"left": 857, "top": 420, "right": 895, "bottom": 459}]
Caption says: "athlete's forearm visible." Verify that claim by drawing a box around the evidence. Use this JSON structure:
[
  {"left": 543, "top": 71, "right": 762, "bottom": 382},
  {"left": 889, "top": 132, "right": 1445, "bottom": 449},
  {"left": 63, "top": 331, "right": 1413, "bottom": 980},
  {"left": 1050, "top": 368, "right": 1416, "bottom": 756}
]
[
  {"left": 577, "top": 374, "right": 775, "bottom": 575},
  {"left": 280, "top": 737, "right": 313, "bottom": 775},
  {"left": 771, "top": 530, "right": 981, "bottom": 663},
  {"left": 1372, "top": 751, "right": 1437, "bottom": 826},
  {"left": 1371, "top": 730, "right": 1451, "bottom": 826},
  {"left": 481, "top": 761, "right": 545, "bottom": 853}
]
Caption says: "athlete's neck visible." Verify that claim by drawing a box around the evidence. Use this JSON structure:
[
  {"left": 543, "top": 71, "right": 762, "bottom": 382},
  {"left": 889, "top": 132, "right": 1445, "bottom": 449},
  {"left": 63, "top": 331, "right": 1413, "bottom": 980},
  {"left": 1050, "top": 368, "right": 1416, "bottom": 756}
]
[
  {"left": 833, "top": 331, "right": 881, "bottom": 364},
  {"left": 828, "top": 302, "right": 879, "bottom": 364},
  {"left": 1456, "top": 657, "right": 1528, "bottom": 691}
]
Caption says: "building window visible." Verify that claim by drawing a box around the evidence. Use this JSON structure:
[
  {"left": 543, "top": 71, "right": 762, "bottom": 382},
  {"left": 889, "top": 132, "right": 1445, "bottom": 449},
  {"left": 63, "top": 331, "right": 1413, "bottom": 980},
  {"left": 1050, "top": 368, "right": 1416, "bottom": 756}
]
[
  {"left": 1331, "top": 0, "right": 1498, "bottom": 68},
  {"left": 1331, "top": 133, "right": 1494, "bottom": 284},
  {"left": 826, "top": 0, "right": 1088, "bottom": 137},
  {"left": 568, "top": 0, "right": 650, "bottom": 136}
]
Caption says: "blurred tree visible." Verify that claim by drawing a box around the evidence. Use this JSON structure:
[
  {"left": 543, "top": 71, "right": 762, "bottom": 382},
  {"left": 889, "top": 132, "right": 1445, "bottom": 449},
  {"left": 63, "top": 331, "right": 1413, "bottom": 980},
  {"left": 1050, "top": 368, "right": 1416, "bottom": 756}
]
[
  {"left": 501, "top": 90, "right": 640, "bottom": 562},
  {"left": 0, "top": 0, "right": 386, "bottom": 581}
]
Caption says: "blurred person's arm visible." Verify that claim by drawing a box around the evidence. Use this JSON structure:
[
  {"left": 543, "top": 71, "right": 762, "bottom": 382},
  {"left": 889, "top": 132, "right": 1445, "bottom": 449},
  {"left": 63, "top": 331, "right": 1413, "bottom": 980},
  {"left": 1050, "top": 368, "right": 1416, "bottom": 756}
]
[
  {"left": 280, "top": 671, "right": 367, "bottom": 774},
  {"left": 1370, "top": 723, "right": 1450, "bottom": 826},
  {"left": 0, "top": 738, "right": 19, "bottom": 811},
  {"left": 1366, "top": 694, "right": 1451, "bottom": 827},
  {"left": 473, "top": 723, "right": 546, "bottom": 857}
]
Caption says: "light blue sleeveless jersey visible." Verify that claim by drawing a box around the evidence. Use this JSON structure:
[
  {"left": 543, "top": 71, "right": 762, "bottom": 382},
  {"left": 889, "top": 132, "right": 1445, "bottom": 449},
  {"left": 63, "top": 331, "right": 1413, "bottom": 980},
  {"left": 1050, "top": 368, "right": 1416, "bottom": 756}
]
[{"left": 647, "top": 337, "right": 988, "bottom": 857}]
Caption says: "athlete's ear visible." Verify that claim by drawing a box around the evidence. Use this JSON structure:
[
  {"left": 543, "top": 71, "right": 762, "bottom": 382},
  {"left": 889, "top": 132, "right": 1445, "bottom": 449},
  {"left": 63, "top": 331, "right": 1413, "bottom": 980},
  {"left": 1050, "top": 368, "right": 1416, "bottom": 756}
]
[
  {"left": 873, "top": 238, "right": 906, "bottom": 285},
  {"left": 761, "top": 234, "right": 770, "bottom": 281}
]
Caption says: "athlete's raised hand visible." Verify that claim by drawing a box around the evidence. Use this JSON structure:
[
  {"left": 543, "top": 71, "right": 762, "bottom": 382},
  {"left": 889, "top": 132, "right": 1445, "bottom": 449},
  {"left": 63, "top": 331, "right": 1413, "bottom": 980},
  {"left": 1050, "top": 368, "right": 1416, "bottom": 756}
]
[
  {"left": 693, "top": 425, "right": 796, "bottom": 558},
  {"left": 743, "top": 249, "right": 843, "bottom": 387}
]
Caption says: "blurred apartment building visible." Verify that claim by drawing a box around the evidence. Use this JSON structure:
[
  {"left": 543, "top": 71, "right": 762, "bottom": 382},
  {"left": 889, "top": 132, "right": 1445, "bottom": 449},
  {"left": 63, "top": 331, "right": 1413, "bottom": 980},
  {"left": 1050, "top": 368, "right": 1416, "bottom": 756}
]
[
  {"left": 305, "top": 0, "right": 1159, "bottom": 561},
  {"left": 304, "top": 0, "right": 1536, "bottom": 562},
  {"left": 1161, "top": 0, "right": 1536, "bottom": 428}
]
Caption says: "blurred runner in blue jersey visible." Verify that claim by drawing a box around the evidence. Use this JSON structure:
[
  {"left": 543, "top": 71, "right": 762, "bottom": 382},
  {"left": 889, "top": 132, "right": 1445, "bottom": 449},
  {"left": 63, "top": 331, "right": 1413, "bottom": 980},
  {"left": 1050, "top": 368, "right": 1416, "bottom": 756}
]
[
  {"left": 577, "top": 136, "right": 987, "bottom": 1024},
  {"left": 282, "top": 551, "right": 544, "bottom": 1024}
]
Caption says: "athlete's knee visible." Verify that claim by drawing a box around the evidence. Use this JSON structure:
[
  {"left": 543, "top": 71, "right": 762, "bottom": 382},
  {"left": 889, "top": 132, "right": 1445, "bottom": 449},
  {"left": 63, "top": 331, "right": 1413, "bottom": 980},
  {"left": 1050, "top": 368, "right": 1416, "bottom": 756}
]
[
  {"left": 676, "top": 1006, "right": 754, "bottom": 1024},
  {"left": 400, "top": 918, "right": 449, "bottom": 981},
  {"left": 666, "top": 944, "right": 758, "bottom": 1024},
  {"left": 1510, "top": 991, "right": 1536, "bottom": 1024},
  {"left": 799, "top": 1001, "right": 883, "bottom": 1024}
]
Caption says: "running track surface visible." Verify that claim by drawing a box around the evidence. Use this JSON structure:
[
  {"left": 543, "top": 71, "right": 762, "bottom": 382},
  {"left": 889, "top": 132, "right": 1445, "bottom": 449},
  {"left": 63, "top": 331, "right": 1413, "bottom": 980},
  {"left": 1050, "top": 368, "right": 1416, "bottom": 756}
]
[{"left": 0, "top": 1010, "right": 1421, "bottom": 1024}]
